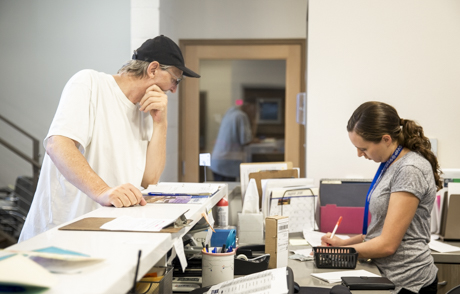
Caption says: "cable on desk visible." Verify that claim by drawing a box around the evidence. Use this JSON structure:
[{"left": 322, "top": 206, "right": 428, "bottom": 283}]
[{"left": 130, "top": 250, "right": 142, "bottom": 294}]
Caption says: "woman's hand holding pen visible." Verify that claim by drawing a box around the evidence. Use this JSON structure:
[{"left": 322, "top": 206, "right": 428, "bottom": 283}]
[
  {"left": 96, "top": 183, "right": 147, "bottom": 208},
  {"left": 321, "top": 232, "right": 346, "bottom": 247}
]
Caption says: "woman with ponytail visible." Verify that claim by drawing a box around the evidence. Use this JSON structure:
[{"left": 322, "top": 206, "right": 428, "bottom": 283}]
[{"left": 322, "top": 101, "right": 440, "bottom": 294}]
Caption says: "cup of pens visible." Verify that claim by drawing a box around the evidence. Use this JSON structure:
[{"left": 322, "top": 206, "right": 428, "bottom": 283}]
[{"left": 201, "top": 245, "right": 236, "bottom": 287}]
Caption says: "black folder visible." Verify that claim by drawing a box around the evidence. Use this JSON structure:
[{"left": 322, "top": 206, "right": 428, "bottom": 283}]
[{"left": 341, "top": 276, "right": 395, "bottom": 290}]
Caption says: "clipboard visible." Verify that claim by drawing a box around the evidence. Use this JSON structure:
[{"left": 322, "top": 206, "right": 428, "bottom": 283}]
[
  {"left": 59, "top": 213, "right": 192, "bottom": 234},
  {"left": 249, "top": 169, "right": 299, "bottom": 208}
]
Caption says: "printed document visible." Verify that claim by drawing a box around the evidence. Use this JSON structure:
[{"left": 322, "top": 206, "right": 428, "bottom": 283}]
[
  {"left": 206, "top": 267, "right": 288, "bottom": 294},
  {"left": 100, "top": 215, "right": 176, "bottom": 232}
]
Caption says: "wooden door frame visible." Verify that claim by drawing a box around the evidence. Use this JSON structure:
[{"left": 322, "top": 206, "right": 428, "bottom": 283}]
[{"left": 179, "top": 39, "right": 306, "bottom": 182}]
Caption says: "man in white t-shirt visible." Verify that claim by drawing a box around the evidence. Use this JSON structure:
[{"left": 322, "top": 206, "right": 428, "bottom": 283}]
[{"left": 19, "top": 35, "right": 200, "bottom": 242}]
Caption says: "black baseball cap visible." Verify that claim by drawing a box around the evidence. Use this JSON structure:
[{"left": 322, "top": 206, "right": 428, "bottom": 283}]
[{"left": 132, "top": 35, "right": 200, "bottom": 78}]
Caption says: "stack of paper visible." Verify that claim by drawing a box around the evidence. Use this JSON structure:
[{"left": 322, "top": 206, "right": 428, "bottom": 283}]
[{"left": 260, "top": 178, "right": 315, "bottom": 219}]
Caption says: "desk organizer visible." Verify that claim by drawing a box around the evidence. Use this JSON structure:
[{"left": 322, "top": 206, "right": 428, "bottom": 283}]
[
  {"left": 313, "top": 247, "right": 358, "bottom": 269},
  {"left": 234, "top": 245, "right": 270, "bottom": 275},
  {"left": 135, "top": 266, "right": 173, "bottom": 294}
]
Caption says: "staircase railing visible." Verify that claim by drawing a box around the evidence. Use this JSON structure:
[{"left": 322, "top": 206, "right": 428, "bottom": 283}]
[{"left": 0, "top": 114, "right": 41, "bottom": 191}]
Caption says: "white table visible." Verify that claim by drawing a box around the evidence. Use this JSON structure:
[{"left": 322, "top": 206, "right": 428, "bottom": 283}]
[{"left": 7, "top": 184, "right": 227, "bottom": 294}]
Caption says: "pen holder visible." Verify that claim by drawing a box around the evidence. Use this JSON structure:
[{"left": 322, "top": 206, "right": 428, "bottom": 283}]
[
  {"left": 313, "top": 247, "right": 358, "bottom": 269},
  {"left": 201, "top": 249, "right": 236, "bottom": 287}
]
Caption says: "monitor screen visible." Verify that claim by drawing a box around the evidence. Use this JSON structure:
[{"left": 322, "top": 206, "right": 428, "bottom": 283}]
[{"left": 257, "top": 98, "right": 282, "bottom": 124}]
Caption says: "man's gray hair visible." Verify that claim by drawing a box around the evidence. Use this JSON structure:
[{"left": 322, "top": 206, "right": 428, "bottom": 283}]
[
  {"left": 118, "top": 60, "right": 150, "bottom": 78},
  {"left": 118, "top": 60, "right": 173, "bottom": 78}
]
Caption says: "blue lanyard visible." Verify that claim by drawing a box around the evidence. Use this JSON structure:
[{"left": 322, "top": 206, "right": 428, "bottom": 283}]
[{"left": 362, "top": 145, "right": 403, "bottom": 235}]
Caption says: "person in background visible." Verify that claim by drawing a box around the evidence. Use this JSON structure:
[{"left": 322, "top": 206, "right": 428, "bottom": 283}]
[
  {"left": 19, "top": 35, "right": 200, "bottom": 242},
  {"left": 210, "top": 100, "right": 257, "bottom": 181},
  {"left": 322, "top": 101, "right": 441, "bottom": 294}
]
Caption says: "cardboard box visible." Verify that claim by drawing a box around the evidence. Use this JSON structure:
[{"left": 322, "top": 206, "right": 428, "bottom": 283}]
[
  {"left": 237, "top": 213, "right": 264, "bottom": 245},
  {"left": 265, "top": 215, "right": 289, "bottom": 269},
  {"left": 248, "top": 169, "right": 299, "bottom": 208}
]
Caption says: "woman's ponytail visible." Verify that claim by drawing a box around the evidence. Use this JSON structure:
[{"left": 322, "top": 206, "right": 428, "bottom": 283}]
[{"left": 400, "top": 119, "right": 443, "bottom": 190}]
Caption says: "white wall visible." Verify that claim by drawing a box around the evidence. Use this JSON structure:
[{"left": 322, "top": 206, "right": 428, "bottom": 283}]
[
  {"left": 0, "top": 0, "right": 131, "bottom": 188},
  {"left": 306, "top": 0, "right": 460, "bottom": 186}
]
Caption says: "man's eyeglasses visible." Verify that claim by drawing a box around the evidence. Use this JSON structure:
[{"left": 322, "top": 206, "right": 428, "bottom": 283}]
[{"left": 162, "top": 67, "right": 183, "bottom": 87}]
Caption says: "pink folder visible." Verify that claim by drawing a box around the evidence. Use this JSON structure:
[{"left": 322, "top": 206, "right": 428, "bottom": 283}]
[{"left": 320, "top": 204, "right": 371, "bottom": 234}]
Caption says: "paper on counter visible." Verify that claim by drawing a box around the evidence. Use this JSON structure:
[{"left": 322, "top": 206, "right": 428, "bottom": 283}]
[
  {"left": 100, "top": 215, "right": 176, "bottom": 231},
  {"left": 289, "top": 238, "right": 309, "bottom": 246},
  {"left": 429, "top": 240, "right": 460, "bottom": 253},
  {"left": 311, "top": 269, "right": 380, "bottom": 284},
  {"left": 290, "top": 248, "right": 313, "bottom": 261},
  {"left": 303, "top": 229, "right": 350, "bottom": 247},
  {"left": 291, "top": 248, "right": 313, "bottom": 256}
]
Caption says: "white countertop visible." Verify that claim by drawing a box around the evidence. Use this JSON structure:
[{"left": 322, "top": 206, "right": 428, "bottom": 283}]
[{"left": 7, "top": 184, "right": 227, "bottom": 294}]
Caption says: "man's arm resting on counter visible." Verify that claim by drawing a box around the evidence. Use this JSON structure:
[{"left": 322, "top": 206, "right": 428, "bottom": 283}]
[{"left": 46, "top": 135, "right": 146, "bottom": 207}]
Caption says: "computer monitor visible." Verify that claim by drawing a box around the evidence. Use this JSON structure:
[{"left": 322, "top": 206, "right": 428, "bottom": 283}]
[{"left": 256, "top": 98, "right": 282, "bottom": 124}]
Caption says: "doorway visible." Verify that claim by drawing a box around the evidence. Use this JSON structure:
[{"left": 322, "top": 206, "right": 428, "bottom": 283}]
[{"left": 179, "top": 39, "right": 306, "bottom": 182}]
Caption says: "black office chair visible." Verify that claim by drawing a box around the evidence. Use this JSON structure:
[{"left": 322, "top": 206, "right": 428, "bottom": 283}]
[{"left": 447, "top": 284, "right": 460, "bottom": 294}]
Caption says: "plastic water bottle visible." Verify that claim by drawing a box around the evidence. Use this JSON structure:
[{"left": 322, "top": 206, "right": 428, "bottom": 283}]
[{"left": 216, "top": 197, "right": 229, "bottom": 227}]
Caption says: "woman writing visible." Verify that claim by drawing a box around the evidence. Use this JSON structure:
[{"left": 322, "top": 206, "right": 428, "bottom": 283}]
[{"left": 322, "top": 101, "right": 441, "bottom": 294}]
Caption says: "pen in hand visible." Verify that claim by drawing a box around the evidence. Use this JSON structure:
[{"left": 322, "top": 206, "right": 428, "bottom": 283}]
[{"left": 328, "top": 216, "right": 343, "bottom": 246}]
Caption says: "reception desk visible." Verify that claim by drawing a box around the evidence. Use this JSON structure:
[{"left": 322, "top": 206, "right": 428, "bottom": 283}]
[{"left": 5, "top": 184, "right": 227, "bottom": 294}]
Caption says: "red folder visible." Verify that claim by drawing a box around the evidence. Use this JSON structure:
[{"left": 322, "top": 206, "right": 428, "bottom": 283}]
[{"left": 320, "top": 204, "right": 371, "bottom": 234}]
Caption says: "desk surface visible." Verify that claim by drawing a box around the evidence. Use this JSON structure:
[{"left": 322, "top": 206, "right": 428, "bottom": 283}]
[
  {"left": 7, "top": 184, "right": 227, "bottom": 294},
  {"left": 431, "top": 240, "right": 460, "bottom": 263}
]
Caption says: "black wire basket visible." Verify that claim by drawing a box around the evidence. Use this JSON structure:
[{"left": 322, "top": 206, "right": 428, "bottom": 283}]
[{"left": 313, "top": 247, "right": 358, "bottom": 269}]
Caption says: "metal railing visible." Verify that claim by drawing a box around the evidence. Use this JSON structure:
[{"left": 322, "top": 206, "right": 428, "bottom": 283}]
[{"left": 0, "top": 114, "right": 41, "bottom": 191}]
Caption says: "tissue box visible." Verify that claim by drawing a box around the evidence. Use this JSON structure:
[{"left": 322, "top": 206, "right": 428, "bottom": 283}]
[
  {"left": 237, "top": 212, "right": 264, "bottom": 245},
  {"left": 265, "top": 215, "right": 289, "bottom": 269}
]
